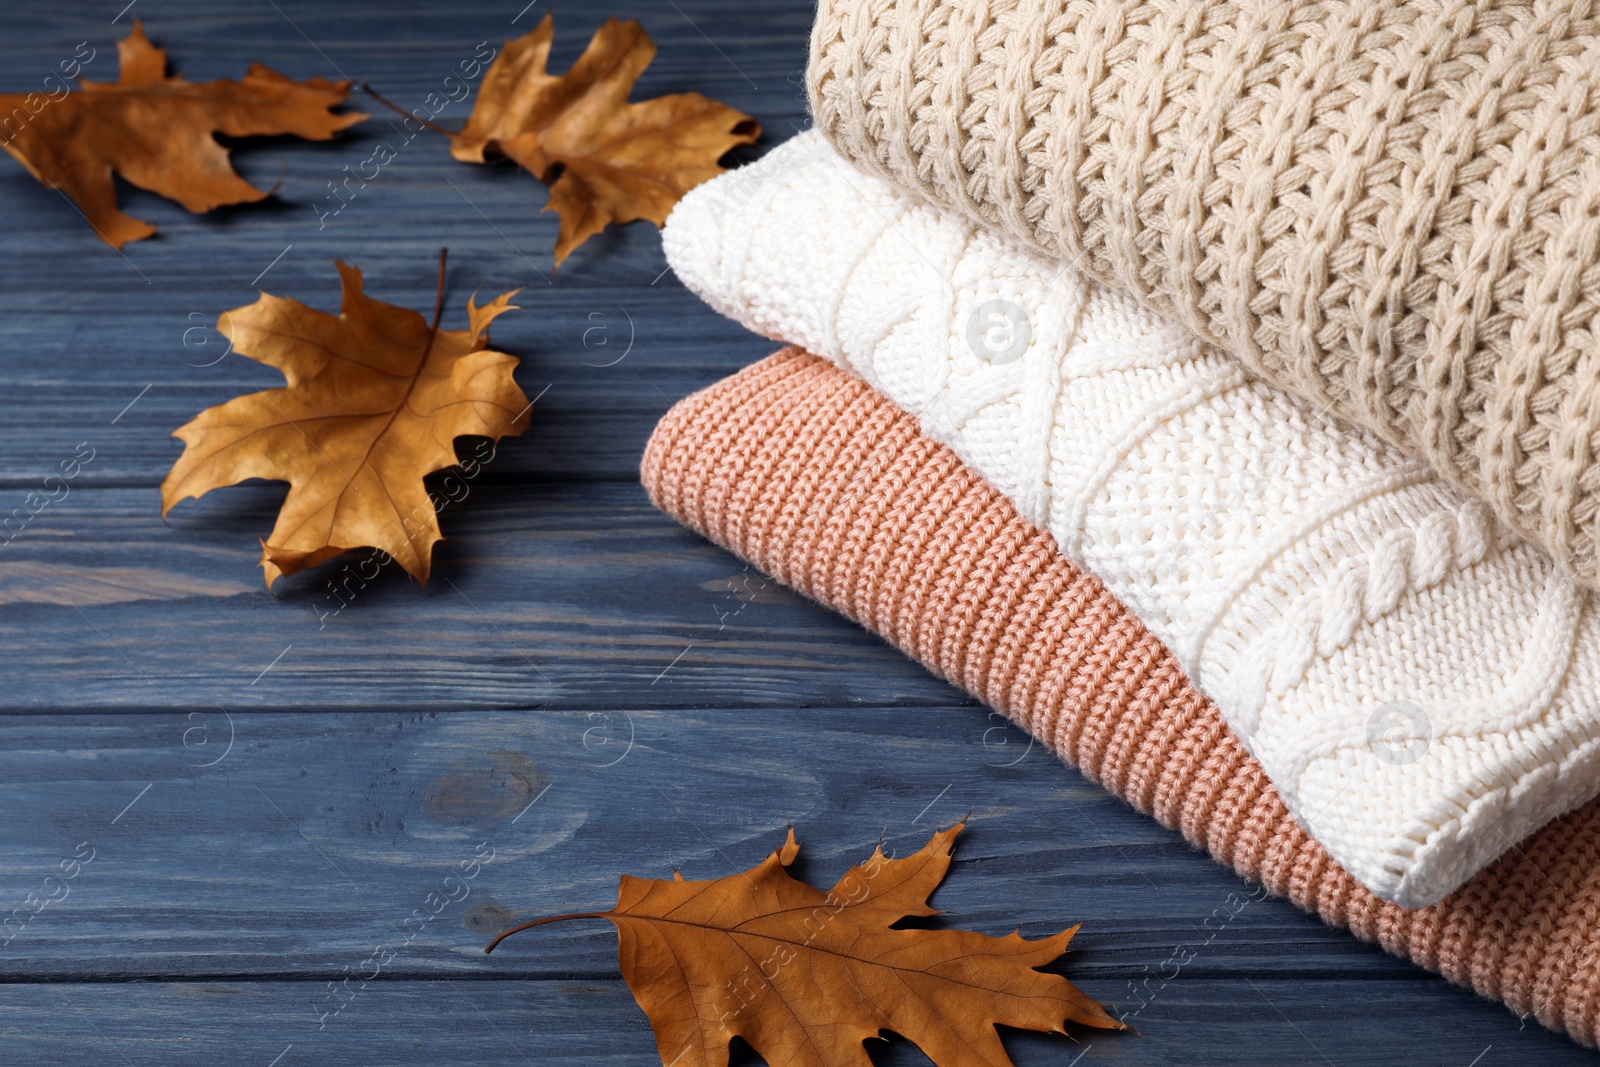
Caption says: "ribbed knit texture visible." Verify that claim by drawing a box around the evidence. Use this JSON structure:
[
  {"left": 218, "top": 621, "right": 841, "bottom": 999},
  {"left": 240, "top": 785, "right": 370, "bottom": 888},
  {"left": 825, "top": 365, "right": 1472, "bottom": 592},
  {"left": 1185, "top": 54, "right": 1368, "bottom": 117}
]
[
  {"left": 662, "top": 132, "right": 1600, "bottom": 908},
  {"left": 808, "top": 0, "right": 1600, "bottom": 591},
  {"left": 642, "top": 347, "right": 1600, "bottom": 1048}
]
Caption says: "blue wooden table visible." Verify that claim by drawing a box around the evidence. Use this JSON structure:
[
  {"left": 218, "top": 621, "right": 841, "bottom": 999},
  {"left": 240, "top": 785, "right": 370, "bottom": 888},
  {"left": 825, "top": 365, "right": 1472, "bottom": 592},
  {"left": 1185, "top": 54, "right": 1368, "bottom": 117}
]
[{"left": 0, "top": 2, "right": 1588, "bottom": 1063}]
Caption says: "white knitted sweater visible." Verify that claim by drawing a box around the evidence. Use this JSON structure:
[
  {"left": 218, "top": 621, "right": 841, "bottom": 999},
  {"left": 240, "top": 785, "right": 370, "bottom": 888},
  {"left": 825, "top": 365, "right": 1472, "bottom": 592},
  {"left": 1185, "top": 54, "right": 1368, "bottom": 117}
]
[{"left": 663, "top": 132, "right": 1600, "bottom": 908}]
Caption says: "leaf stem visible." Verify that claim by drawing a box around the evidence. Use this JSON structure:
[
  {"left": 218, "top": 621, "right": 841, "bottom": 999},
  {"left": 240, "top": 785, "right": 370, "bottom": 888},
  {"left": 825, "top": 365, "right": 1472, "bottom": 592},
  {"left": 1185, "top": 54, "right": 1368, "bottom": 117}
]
[
  {"left": 432, "top": 247, "right": 448, "bottom": 333},
  {"left": 483, "top": 912, "right": 613, "bottom": 954},
  {"left": 361, "top": 82, "right": 458, "bottom": 137}
]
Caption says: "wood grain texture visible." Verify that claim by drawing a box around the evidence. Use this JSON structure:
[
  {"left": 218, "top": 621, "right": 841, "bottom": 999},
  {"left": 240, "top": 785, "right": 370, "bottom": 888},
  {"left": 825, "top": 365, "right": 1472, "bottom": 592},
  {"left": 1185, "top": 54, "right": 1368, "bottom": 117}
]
[
  {"left": 0, "top": 484, "right": 955, "bottom": 710},
  {"left": 3, "top": 978, "right": 1577, "bottom": 1066},
  {"left": 0, "top": 0, "right": 1584, "bottom": 1063},
  {"left": 0, "top": 707, "right": 1378, "bottom": 979}
]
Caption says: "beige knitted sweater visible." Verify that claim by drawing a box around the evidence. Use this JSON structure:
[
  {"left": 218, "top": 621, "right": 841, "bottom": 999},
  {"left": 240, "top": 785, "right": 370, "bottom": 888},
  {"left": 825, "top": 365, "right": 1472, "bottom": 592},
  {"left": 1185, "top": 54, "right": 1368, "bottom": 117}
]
[{"left": 809, "top": 0, "right": 1600, "bottom": 588}]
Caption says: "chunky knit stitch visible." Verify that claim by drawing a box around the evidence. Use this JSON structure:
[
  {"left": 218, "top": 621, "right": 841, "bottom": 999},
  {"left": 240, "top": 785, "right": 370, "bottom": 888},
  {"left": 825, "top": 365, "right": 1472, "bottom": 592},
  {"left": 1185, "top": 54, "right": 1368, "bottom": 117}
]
[
  {"left": 808, "top": 0, "right": 1600, "bottom": 590},
  {"left": 641, "top": 346, "right": 1600, "bottom": 1048},
  {"left": 662, "top": 132, "right": 1600, "bottom": 907}
]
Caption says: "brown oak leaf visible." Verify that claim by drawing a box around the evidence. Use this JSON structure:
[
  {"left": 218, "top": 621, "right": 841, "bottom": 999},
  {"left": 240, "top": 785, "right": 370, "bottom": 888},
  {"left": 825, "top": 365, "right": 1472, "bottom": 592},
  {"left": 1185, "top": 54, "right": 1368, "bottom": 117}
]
[
  {"left": 485, "top": 822, "right": 1124, "bottom": 1067},
  {"left": 446, "top": 14, "right": 759, "bottom": 266},
  {"left": 160, "top": 254, "right": 530, "bottom": 588},
  {"left": 0, "top": 21, "right": 363, "bottom": 247}
]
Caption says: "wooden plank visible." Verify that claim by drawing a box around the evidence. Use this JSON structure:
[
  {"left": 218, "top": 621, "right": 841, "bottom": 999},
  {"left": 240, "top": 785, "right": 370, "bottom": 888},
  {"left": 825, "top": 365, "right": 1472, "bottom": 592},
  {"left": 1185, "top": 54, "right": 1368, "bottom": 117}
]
[
  {"left": 1, "top": 977, "right": 1581, "bottom": 1065},
  {"left": 0, "top": 705, "right": 1388, "bottom": 980},
  {"left": 0, "top": 483, "right": 962, "bottom": 711},
  {"left": 0, "top": 291, "right": 773, "bottom": 485}
]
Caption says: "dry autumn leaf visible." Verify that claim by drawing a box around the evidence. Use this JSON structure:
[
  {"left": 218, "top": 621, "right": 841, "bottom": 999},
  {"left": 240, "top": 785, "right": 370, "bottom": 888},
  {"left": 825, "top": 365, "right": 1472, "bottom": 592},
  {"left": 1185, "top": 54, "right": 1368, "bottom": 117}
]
[
  {"left": 442, "top": 13, "right": 759, "bottom": 266},
  {"left": 0, "top": 20, "right": 363, "bottom": 247},
  {"left": 485, "top": 821, "right": 1124, "bottom": 1067},
  {"left": 160, "top": 252, "right": 530, "bottom": 588}
]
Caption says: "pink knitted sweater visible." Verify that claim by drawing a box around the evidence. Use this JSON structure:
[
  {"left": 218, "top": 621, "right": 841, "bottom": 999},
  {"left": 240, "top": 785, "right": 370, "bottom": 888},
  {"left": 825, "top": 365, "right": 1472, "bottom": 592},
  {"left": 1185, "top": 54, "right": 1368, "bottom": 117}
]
[{"left": 642, "top": 347, "right": 1600, "bottom": 1047}]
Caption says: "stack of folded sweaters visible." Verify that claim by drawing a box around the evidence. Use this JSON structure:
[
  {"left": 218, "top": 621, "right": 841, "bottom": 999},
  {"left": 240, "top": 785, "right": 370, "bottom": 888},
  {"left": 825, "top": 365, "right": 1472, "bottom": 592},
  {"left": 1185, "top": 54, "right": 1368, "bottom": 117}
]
[{"left": 642, "top": 0, "right": 1600, "bottom": 1045}]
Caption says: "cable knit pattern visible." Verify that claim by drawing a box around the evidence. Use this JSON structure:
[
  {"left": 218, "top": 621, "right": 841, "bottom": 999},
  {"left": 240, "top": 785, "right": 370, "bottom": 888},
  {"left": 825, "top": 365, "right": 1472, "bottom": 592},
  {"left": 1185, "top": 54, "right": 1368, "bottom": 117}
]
[
  {"left": 662, "top": 132, "right": 1600, "bottom": 907},
  {"left": 807, "top": 0, "right": 1600, "bottom": 591},
  {"left": 642, "top": 347, "right": 1600, "bottom": 1048}
]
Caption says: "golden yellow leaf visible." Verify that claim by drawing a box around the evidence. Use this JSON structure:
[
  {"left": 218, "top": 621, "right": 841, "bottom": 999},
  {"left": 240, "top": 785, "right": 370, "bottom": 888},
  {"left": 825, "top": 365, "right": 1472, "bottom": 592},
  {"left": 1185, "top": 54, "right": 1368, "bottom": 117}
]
[
  {"left": 160, "top": 254, "right": 530, "bottom": 588},
  {"left": 486, "top": 822, "right": 1124, "bottom": 1066},
  {"left": 0, "top": 21, "right": 363, "bottom": 247},
  {"left": 448, "top": 14, "right": 759, "bottom": 265}
]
